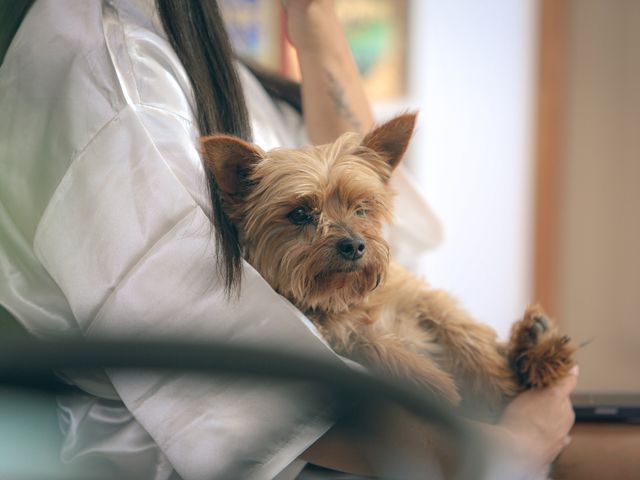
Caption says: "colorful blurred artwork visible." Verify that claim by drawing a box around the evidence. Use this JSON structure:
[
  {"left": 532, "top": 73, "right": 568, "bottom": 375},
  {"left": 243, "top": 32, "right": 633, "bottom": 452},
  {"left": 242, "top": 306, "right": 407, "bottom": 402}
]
[
  {"left": 336, "top": 0, "right": 407, "bottom": 99},
  {"left": 219, "top": 0, "right": 407, "bottom": 101},
  {"left": 218, "top": 0, "right": 280, "bottom": 67}
]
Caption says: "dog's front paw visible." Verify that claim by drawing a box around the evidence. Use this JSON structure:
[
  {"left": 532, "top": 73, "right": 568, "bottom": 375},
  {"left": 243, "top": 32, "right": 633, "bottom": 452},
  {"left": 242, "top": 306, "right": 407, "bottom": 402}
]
[{"left": 508, "top": 305, "right": 576, "bottom": 388}]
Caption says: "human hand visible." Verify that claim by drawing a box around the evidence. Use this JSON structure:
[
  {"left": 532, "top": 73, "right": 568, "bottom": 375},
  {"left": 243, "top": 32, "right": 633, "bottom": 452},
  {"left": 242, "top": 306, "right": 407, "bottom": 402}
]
[{"left": 498, "top": 366, "right": 578, "bottom": 468}]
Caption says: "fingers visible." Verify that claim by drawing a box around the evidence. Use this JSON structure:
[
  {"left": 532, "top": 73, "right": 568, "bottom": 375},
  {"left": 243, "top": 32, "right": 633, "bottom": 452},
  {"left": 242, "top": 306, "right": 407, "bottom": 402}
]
[
  {"left": 553, "top": 364, "right": 579, "bottom": 396},
  {"left": 569, "top": 364, "right": 580, "bottom": 381},
  {"left": 549, "top": 435, "right": 573, "bottom": 464},
  {"left": 548, "top": 373, "right": 578, "bottom": 441},
  {"left": 560, "top": 397, "right": 576, "bottom": 431}
]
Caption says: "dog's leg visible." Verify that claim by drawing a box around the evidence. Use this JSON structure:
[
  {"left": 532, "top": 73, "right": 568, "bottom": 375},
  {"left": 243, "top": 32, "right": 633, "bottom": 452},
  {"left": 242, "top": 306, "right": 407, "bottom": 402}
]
[
  {"left": 412, "top": 289, "right": 519, "bottom": 409},
  {"left": 319, "top": 319, "right": 461, "bottom": 405},
  {"left": 507, "top": 304, "right": 576, "bottom": 389},
  {"left": 354, "top": 331, "right": 462, "bottom": 405}
]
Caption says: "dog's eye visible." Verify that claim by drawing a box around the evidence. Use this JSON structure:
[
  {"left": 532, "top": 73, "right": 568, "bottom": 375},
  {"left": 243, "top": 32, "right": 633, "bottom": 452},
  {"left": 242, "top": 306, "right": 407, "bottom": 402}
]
[
  {"left": 287, "top": 207, "right": 314, "bottom": 225},
  {"left": 355, "top": 208, "right": 368, "bottom": 218}
]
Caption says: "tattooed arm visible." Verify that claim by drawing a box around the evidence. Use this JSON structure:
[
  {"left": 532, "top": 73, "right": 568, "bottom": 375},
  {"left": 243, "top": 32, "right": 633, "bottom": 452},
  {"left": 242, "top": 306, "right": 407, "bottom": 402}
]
[{"left": 282, "top": 0, "right": 374, "bottom": 144}]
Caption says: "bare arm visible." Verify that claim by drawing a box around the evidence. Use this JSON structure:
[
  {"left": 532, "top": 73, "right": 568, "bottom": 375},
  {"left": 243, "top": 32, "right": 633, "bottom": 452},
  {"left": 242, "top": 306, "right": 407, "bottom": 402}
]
[
  {"left": 282, "top": 0, "right": 374, "bottom": 144},
  {"left": 301, "top": 402, "right": 456, "bottom": 477},
  {"left": 301, "top": 370, "right": 578, "bottom": 477}
]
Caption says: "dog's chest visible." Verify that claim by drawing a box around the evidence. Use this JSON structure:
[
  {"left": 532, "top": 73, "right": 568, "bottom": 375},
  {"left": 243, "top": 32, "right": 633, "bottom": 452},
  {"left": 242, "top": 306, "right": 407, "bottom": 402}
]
[{"left": 305, "top": 264, "right": 430, "bottom": 351}]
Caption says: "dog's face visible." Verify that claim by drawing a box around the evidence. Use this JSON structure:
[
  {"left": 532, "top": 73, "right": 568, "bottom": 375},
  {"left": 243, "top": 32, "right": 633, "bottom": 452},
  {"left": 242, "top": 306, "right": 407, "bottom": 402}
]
[{"left": 201, "top": 113, "right": 416, "bottom": 313}]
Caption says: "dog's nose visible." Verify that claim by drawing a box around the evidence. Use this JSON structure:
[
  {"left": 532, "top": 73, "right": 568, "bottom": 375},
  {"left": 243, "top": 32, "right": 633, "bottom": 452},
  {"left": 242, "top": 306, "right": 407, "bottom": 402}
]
[{"left": 336, "top": 237, "right": 366, "bottom": 261}]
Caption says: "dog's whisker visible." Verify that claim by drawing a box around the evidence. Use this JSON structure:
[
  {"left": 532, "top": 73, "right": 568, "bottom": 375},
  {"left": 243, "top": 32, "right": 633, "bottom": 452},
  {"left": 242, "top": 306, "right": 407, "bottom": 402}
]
[{"left": 578, "top": 337, "right": 595, "bottom": 349}]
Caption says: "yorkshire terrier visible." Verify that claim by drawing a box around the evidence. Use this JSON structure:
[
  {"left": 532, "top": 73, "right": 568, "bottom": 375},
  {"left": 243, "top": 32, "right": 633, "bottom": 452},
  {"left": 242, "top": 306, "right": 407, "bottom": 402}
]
[{"left": 200, "top": 113, "right": 575, "bottom": 416}]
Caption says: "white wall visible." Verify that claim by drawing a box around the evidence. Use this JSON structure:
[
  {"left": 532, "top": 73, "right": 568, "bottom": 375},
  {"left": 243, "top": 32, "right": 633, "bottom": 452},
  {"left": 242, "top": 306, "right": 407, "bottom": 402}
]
[{"left": 403, "top": 0, "right": 538, "bottom": 337}]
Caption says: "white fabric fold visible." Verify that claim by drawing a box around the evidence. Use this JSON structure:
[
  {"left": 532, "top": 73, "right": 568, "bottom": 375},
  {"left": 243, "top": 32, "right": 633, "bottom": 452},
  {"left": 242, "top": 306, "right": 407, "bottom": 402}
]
[{"left": 0, "top": 0, "right": 442, "bottom": 478}]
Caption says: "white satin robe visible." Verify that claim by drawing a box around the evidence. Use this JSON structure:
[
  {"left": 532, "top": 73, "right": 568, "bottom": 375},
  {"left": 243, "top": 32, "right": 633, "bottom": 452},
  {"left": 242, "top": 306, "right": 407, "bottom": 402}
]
[{"left": 0, "top": 0, "right": 442, "bottom": 478}]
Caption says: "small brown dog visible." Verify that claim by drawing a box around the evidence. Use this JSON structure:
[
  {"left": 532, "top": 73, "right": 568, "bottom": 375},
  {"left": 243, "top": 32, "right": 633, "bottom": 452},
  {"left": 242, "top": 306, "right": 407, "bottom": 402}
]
[{"left": 201, "top": 113, "right": 575, "bottom": 414}]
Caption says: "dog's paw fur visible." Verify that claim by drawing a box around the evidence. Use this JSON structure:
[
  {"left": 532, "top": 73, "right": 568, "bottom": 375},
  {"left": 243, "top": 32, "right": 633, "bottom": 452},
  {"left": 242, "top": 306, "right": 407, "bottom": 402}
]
[{"left": 508, "top": 305, "right": 576, "bottom": 388}]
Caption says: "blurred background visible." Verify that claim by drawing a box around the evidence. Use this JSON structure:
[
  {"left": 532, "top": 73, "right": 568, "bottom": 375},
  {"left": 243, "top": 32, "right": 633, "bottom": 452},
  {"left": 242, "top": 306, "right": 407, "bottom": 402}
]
[
  {"left": 1, "top": 1, "right": 638, "bottom": 478},
  {"left": 219, "top": 0, "right": 640, "bottom": 393}
]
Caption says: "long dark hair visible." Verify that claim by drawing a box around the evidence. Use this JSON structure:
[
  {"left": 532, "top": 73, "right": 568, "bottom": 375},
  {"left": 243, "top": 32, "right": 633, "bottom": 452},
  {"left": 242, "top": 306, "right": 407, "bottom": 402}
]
[
  {"left": 156, "top": 0, "right": 250, "bottom": 294},
  {"left": 156, "top": 1, "right": 301, "bottom": 294}
]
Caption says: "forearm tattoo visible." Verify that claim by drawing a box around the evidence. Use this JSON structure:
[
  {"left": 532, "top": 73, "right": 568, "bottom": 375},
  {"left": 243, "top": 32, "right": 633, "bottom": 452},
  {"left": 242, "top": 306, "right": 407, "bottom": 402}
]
[{"left": 325, "top": 70, "right": 363, "bottom": 133}]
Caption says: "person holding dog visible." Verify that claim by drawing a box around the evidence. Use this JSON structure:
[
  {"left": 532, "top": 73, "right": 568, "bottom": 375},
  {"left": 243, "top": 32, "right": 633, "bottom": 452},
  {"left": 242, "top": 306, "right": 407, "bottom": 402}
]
[{"left": 0, "top": 0, "right": 576, "bottom": 478}]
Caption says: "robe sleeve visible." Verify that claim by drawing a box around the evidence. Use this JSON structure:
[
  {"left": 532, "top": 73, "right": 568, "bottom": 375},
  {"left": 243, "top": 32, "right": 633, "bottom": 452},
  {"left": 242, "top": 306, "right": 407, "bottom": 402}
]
[{"left": 33, "top": 103, "right": 343, "bottom": 480}]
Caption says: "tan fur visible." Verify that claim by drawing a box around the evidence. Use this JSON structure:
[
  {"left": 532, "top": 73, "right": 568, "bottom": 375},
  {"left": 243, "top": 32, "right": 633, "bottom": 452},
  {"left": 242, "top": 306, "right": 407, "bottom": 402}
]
[{"left": 201, "top": 113, "right": 576, "bottom": 415}]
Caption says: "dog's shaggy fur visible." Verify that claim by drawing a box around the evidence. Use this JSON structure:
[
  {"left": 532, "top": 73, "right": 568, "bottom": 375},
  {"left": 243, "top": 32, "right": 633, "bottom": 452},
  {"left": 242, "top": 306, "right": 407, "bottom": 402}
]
[{"left": 201, "top": 113, "right": 575, "bottom": 414}]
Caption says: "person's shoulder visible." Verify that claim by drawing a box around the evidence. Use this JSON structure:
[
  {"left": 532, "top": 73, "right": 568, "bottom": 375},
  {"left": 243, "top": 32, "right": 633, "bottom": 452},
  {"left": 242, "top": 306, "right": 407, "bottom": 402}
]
[
  {"left": 106, "top": 0, "right": 196, "bottom": 123},
  {"left": 19, "top": 0, "right": 106, "bottom": 56},
  {"left": 2, "top": 0, "right": 126, "bottom": 115},
  {"left": 3, "top": 0, "right": 195, "bottom": 122}
]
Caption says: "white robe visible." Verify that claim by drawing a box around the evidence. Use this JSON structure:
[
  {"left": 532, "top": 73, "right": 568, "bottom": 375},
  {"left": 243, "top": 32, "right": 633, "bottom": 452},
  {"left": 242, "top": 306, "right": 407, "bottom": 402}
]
[{"left": 0, "top": 0, "right": 441, "bottom": 478}]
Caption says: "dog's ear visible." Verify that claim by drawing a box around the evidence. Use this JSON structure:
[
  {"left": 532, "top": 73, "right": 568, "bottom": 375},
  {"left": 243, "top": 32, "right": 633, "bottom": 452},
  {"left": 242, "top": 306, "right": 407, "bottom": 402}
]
[
  {"left": 200, "top": 135, "right": 264, "bottom": 199},
  {"left": 362, "top": 112, "right": 417, "bottom": 171}
]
